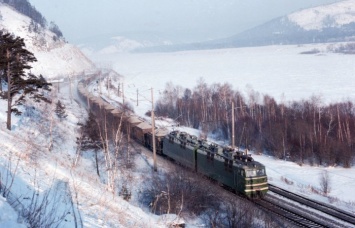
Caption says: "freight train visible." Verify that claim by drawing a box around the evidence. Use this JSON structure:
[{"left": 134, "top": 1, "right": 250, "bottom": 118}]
[{"left": 77, "top": 78, "right": 268, "bottom": 198}]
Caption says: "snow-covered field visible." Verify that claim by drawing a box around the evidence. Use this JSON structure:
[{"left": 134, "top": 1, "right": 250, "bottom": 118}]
[{"left": 91, "top": 43, "right": 355, "bottom": 108}]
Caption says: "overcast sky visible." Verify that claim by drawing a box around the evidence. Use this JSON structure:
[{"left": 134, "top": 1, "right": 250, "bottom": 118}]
[{"left": 28, "top": 0, "right": 340, "bottom": 44}]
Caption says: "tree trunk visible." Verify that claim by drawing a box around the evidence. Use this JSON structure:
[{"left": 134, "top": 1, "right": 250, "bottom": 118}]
[
  {"left": 6, "top": 49, "right": 11, "bottom": 130},
  {"left": 95, "top": 151, "right": 100, "bottom": 177}
]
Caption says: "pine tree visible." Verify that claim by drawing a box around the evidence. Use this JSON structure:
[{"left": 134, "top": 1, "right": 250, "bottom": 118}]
[
  {"left": 0, "top": 31, "right": 51, "bottom": 130},
  {"left": 49, "top": 21, "right": 63, "bottom": 38},
  {"left": 55, "top": 100, "right": 67, "bottom": 120},
  {"left": 76, "top": 112, "right": 102, "bottom": 176}
]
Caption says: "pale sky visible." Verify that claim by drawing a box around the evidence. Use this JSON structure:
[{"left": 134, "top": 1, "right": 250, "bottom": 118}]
[{"left": 28, "top": 0, "right": 340, "bottom": 44}]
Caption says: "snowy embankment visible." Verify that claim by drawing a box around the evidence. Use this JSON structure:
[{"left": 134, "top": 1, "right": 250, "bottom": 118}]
[
  {"left": 0, "top": 196, "right": 26, "bottom": 228},
  {"left": 0, "top": 80, "right": 183, "bottom": 227},
  {"left": 0, "top": 3, "right": 176, "bottom": 227}
]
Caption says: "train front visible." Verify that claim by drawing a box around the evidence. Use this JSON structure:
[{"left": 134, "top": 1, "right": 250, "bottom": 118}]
[{"left": 241, "top": 160, "right": 268, "bottom": 198}]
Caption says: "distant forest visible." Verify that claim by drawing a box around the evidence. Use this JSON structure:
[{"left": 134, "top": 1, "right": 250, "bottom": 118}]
[
  {"left": 0, "top": 0, "right": 63, "bottom": 38},
  {"left": 155, "top": 80, "right": 355, "bottom": 168}
]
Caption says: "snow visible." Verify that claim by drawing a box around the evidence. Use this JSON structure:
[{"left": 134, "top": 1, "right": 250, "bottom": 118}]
[
  {"left": 97, "top": 36, "right": 146, "bottom": 54},
  {"left": 0, "top": 196, "right": 26, "bottom": 228},
  {"left": 90, "top": 43, "right": 355, "bottom": 110},
  {"left": 288, "top": 0, "right": 355, "bottom": 31}
]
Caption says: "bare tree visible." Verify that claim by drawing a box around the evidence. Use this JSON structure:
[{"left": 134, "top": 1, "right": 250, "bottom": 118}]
[
  {"left": 139, "top": 167, "right": 220, "bottom": 216},
  {"left": 0, "top": 153, "right": 20, "bottom": 198}
]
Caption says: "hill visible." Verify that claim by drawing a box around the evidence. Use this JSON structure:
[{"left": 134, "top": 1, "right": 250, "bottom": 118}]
[
  {"left": 212, "top": 0, "right": 355, "bottom": 48},
  {"left": 135, "top": 0, "right": 355, "bottom": 52},
  {"left": 231, "top": 0, "right": 354, "bottom": 46},
  {"left": 0, "top": 3, "right": 95, "bottom": 79}
]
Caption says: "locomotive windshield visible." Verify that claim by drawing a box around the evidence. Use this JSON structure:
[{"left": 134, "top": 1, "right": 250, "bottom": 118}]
[{"left": 245, "top": 168, "right": 266, "bottom": 177}]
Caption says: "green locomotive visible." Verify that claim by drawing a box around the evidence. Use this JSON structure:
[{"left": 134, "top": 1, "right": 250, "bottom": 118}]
[{"left": 163, "top": 131, "right": 268, "bottom": 198}]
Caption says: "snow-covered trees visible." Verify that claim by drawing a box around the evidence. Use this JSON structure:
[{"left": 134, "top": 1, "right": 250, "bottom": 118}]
[
  {"left": 55, "top": 100, "right": 67, "bottom": 120},
  {"left": 0, "top": 0, "right": 47, "bottom": 27},
  {"left": 49, "top": 21, "right": 63, "bottom": 39},
  {"left": 0, "top": 31, "right": 51, "bottom": 130}
]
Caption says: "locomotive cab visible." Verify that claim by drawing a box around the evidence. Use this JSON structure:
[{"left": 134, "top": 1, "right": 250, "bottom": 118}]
[{"left": 240, "top": 165, "right": 268, "bottom": 198}]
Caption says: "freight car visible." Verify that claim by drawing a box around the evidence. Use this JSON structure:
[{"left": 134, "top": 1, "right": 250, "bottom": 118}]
[{"left": 77, "top": 79, "right": 268, "bottom": 198}]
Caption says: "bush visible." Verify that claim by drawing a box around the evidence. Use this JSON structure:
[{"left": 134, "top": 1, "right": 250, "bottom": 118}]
[{"left": 139, "top": 168, "right": 219, "bottom": 215}]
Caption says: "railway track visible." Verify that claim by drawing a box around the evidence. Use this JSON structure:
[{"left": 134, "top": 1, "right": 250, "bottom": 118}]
[
  {"left": 255, "top": 195, "right": 328, "bottom": 227},
  {"left": 262, "top": 184, "right": 355, "bottom": 227}
]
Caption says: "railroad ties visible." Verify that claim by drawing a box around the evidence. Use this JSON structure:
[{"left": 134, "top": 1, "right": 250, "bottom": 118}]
[{"left": 254, "top": 184, "right": 355, "bottom": 227}]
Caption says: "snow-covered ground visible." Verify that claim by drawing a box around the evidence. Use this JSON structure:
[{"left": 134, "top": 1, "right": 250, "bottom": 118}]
[
  {"left": 0, "top": 3, "right": 190, "bottom": 227},
  {"left": 88, "top": 43, "right": 355, "bottom": 213},
  {"left": 0, "top": 196, "right": 26, "bottom": 228},
  {"left": 0, "top": 80, "right": 188, "bottom": 227},
  {"left": 91, "top": 43, "right": 355, "bottom": 110}
]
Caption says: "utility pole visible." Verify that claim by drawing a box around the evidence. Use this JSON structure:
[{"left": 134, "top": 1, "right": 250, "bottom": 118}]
[
  {"left": 122, "top": 82, "right": 125, "bottom": 104},
  {"left": 107, "top": 77, "right": 110, "bottom": 98},
  {"left": 68, "top": 76, "right": 72, "bottom": 104},
  {"left": 232, "top": 101, "right": 235, "bottom": 148},
  {"left": 137, "top": 89, "right": 139, "bottom": 106},
  {"left": 151, "top": 88, "right": 157, "bottom": 171},
  {"left": 99, "top": 77, "right": 102, "bottom": 95},
  {"left": 87, "top": 94, "right": 90, "bottom": 110}
]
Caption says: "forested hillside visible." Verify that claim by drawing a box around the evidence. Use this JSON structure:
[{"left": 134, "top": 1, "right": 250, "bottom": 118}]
[
  {"left": 0, "top": 2, "right": 94, "bottom": 78},
  {"left": 0, "top": 0, "right": 63, "bottom": 38},
  {"left": 156, "top": 80, "right": 355, "bottom": 168}
]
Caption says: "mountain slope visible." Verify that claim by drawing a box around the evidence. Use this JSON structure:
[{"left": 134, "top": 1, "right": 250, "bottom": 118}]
[
  {"left": 0, "top": 3, "right": 95, "bottom": 79},
  {"left": 140, "top": 0, "right": 355, "bottom": 52},
  {"left": 222, "top": 0, "right": 355, "bottom": 48},
  {"left": 288, "top": 0, "right": 355, "bottom": 31}
]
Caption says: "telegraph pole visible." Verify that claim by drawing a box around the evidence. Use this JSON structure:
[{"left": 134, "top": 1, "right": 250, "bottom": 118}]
[
  {"left": 122, "top": 82, "right": 125, "bottom": 104},
  {"left": 107, "top": 77, "right": 110, "bottom": 98},
  {"left": 232, "top": 101, "right": 235, "bottom": 148},
  {"left": 99, "top": 76, "right": 102, "bottom": 95},
  {"left": 68, "top": 76, "right": 72, "bottom": 104},
  {"left": 151, "top": 88, "right": 157, "bottom": 171}
]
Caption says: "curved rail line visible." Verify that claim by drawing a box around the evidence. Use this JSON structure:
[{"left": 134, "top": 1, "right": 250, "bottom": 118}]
[
  {"left": 255, "top": 195, "right": 328, "bottom": 227},
  {"left": 268, "top": 184, "right": 355, "bottom": 227}
]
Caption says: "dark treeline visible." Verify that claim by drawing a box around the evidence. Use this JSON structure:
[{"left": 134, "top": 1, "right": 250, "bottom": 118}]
[
  {"left": 155, "top": 79, "right": 355, "bottom": 168},
  {"left": 0, "top": 0, "right": 46, "bottom": 27},
  {"left": 0, "top": 0, "right": 63, "bottom": 38}
]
